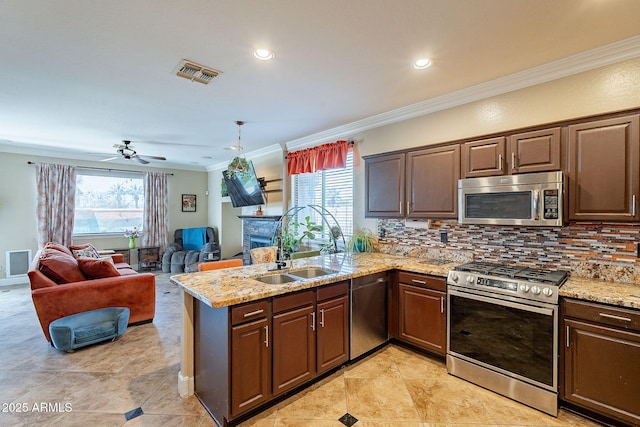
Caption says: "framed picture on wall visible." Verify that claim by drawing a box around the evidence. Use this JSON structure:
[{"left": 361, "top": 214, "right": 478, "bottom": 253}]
[{"left": 182, "top": 194, "right": 196, "bottom": 212}]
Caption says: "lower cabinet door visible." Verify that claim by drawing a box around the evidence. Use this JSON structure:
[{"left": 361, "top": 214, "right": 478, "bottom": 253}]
[
  {"left": 564, "top": 318, "right": 640, "bottom": 425},
  {"left": 272, "top": 304, "right": 316, "bottom": 395},
  {"left": 398, "top": 284, "right": 446, "bottom": 355},
  {"left": 317, "top": 295, "right": 349, "bottom": 374},
  {"left": 230, "top": 318, "right": 271, "bottom": 417}
]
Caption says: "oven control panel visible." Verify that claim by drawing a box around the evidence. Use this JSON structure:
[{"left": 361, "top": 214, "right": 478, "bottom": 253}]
[
  {"left": 476, "top": 277, "right": 518, "bottom": 292},
  {"left": 447, "top": 270, "right": 558, "bottom": 304}
]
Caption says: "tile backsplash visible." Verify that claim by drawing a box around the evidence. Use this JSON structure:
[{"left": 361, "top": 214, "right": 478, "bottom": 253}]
[{"left": 378, "top": 219, "right": 640, "bottom": 283}]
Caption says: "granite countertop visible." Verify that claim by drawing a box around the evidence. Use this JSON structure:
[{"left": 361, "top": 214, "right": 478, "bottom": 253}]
[
  {"left": 169, "top": 253, "right": 457, "bottom": 308},
  {"left": 559, "top": 276, "right": 640, "bottom": 310},
  {"left": 170, "top": 252, "right": 640, "bottom": 310}
]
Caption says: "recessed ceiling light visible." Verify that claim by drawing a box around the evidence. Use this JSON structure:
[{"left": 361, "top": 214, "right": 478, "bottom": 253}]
[
  {"left": 254, "top": 48, "right": 275, "bottom": 61},
  {"left": 413, "top": 58, "right": 432, "bottom": 69}
]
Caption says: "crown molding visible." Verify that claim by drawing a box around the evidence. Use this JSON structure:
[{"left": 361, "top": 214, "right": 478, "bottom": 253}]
[{"left": 285, "top": 35, "right": 640, "bottom": 152}]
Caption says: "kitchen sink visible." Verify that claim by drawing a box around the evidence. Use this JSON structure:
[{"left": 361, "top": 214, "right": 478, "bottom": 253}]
[
  {"left": 255, "top": 273, "right": 298, "bottom": 285},
  {"left": 288, "top": 267, "right": 337, "bottom": 279}
]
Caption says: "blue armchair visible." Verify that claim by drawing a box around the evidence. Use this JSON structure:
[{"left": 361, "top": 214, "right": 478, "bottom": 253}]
[{"left": 162, "top": 227, "right": 220, "bottom": 273}]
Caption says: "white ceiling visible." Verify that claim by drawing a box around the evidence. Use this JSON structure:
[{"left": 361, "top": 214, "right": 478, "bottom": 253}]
[{"left": 1, "top": 0, "right": 640, "bottom": 171}]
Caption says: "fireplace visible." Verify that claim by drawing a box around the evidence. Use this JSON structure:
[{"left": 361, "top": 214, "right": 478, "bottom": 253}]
[
  {"left": 250, "top": 235, "right": 272, "bottom": 249},
  {"left": 239, "top": 215, "right": 281, "bottom": 265}
]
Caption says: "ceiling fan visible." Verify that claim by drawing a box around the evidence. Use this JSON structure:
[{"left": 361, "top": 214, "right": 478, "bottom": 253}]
[{"left": 101, "top": 140, "right": 167, "bottom": 165}]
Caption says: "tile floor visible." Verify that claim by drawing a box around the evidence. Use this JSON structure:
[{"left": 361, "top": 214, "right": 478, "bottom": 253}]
[{"left": 0, "top": 273, "right": 603, "bottom": 427}]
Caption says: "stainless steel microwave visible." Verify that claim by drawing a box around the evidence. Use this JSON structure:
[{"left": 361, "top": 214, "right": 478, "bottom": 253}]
[{"left": 458, "top": 171, "right": 564, "bottom": 226}]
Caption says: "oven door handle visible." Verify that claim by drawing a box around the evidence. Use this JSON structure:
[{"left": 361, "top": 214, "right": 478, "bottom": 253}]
[{"left": 448, "top": 288, "right": 555, "bottom": 317}]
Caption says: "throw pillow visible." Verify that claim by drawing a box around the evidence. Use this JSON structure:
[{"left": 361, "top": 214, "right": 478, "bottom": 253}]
[
  {"left": 44, "top": 242, "right": 73, "bottom": 257},
  {"left": 77, "top": 257, "right": 121, "bottom": 279},
  {"left": 69, "top": 243, "right": 100, "bottom": 260},
  {"left": 39, "top": 249, "right": 86, "bottom": 284}
]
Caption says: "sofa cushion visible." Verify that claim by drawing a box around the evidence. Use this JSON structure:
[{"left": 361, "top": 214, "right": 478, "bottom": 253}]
[
  {"left": 44, "top": 242, "right": 73, "bottom": 257},
  {"left": 117, "top": 267, "right": 138, "bottom": 276},
  {"left": 39, "top": 250, "right": 86, "bottom": 284},
  {"left": 77, "top": 257, "right": 121, "bottom": 279},
  {"left": 69, "top": 243, "right": 100, "bottom": 259}
]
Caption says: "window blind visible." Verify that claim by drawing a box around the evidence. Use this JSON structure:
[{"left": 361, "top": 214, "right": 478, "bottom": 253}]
[{"left": 292, "top": 151, "right": 353, "bottom": 239}]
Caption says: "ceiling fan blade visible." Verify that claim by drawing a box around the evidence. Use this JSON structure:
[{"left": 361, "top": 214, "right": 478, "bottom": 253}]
[
  {"left": 139, "top": 155, "right": 167, "bottom": 161},
  {"left": 134, "top": 156, "right": 150, "bottom": 165},
  {"left": 100, "top": 156, "right": 119, "bottom": 162}
]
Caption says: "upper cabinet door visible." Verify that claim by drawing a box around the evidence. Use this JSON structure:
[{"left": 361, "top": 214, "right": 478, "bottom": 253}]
[
  {"left": 406, "top": 145, "right": 460, "bottom": 218},
  {"left": 462, "top": 137, "right": 506, "bottom": 178},
  {"left": 509, "top": 127, "right": 562, "bottom": 174},
  {"left": 365, "top": 153, "right": 405, "bottom": 217},
  {"left": 568, "top": 115, "right": 639, "bottom": 221}
]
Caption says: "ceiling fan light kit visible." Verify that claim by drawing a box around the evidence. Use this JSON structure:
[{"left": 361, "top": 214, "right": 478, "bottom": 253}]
[{"left": 102, "top": 140, "right": 167, "bottom": 164}]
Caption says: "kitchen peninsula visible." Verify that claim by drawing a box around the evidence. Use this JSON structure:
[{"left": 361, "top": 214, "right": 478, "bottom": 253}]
[{"left": 170, "top": 252, "right": 640, "bottom": 426}]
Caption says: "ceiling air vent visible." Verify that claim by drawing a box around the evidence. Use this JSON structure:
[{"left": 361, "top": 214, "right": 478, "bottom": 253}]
[{"left": 175, "top": 60, "right": 222, "bottom": 85}]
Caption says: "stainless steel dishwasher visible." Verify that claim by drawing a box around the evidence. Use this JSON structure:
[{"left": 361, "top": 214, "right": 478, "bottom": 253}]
[{"left": 350, "top": 272, "right": 388, "bottom": 359}]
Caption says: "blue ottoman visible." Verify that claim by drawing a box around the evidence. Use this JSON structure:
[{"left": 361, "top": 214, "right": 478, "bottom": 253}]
[{"left": 49, "top": 307, "right": 130, "bottom": 351}]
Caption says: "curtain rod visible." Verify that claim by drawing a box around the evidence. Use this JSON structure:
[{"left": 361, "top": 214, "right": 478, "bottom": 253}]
[{"left": 26, "top": 161, "right": 174, "bottom": 176}]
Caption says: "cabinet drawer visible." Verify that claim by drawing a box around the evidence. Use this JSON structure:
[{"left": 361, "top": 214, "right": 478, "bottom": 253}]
[
  {"left": 562, "top": 298, "right": 640, "bottom": 332},
  {"left": 398, "top": 272, "right": 446, "bottom": 292},
  {"left": 273, "top": 289, "right": 315, "bottom": 313},
  {"left": 231, "top": 300, "right": 271, "bottom": 325},
  {"left": 317, "top": 281, "right": 348, "bottom": 302}
]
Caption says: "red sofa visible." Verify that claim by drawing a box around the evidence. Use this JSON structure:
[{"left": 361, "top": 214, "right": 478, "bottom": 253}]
[{"left": 28, "top": 242, "right": 156, "bottom": 342}]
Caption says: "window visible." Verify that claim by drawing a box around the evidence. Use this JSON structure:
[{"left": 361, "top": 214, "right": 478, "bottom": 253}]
[
  {"left": 73, "top": 170, "right": 145, "bottom": 235},
  {"left": 291, "top": 151, "right": 353, "bottom": 242}
]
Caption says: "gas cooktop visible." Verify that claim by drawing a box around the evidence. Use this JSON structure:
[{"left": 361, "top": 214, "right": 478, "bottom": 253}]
[
  {"left": 448, "top": 261, "right": 569, "bottom": 304},
  {"left": 453, "top": 261, "right": 568, "bottom": 286}
]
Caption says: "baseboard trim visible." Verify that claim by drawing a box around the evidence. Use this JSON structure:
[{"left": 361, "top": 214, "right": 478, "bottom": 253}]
[
  {"left": 0, "top": 276, "right": 29, "bottom": 287},
  {"left": 178, "top": 371, "right": 194, "bottom": 397}
]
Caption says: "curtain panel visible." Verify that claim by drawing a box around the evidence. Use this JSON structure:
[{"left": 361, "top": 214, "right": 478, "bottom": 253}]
[
  {"left": 35, "top": 163, "right": 77, "bottom": 247},
  {"left": 287, "top": 140, "right": 350, "bottom": 175},
  {"left": 143, "top": 171, "right": 169, "bottom": 253}
]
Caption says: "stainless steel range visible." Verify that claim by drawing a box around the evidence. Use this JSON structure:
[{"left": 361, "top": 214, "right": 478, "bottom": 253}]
[{"left": 446, "top": 261, "right": 568, "bottom": 416}]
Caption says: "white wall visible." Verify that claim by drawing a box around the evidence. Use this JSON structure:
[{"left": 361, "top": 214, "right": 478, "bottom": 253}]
[
  {"left": 203, "top": 57, "right": 640, "bottom": 237},
  {"left": 351, "top": 57, "right": 640, "bottom": 231},
  {"left": 0, "top": 152, "right": 208, "bottom": 282}
]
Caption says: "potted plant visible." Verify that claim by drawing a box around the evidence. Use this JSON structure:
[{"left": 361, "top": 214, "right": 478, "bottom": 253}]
[
  {"left": 279, "top": 216, "right": 323, "bottom": 259},
  {"left": 347, "top": 228, "right": 376, "bottom": 253},
  {"left": 224, "top": 156, "right": 252, "bottom": 180}
]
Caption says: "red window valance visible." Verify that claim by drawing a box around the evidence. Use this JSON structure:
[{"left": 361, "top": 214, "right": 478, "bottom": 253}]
[{"left": 287, "top": 140, "right": 351, "bottom": 176}]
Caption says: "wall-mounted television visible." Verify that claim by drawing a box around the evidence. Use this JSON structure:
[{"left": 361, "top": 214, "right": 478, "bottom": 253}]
[{"left": 223, "top": 160, "right": 266, "bottom": 208}]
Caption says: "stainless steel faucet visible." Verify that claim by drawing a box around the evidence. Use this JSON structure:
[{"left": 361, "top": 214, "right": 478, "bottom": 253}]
[{"left": 272, "top": 230, "right": 287, "bottom": 270}]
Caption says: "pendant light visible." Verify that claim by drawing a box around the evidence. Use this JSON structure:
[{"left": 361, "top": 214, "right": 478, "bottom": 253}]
[{"left": 225, "top": 120, "right": 245, "bottom": 152}]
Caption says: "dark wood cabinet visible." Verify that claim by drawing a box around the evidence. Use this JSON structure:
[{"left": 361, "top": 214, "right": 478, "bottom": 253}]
[
  {"left": 396, "top": 272, "right": 446, "bottom": 355},
  {"left": 317, "top": 293, "right": 349, "bottom": 374},
  {"left": 568, "top": 115, "right": 639, "bottom": 221},
  {"left": 364, "top": 152, "right": 405, "bottom": 217},
  {"left": 406, "top": 145, "right": 460, "bottom": 218},
  {"left": 272, "top": 301, "right": 316, "bottom": 395},
  {"left": 269, "top": 283, "right": 350, "bottom": 396},
  {"left": 365, "top": 146, "right": 460, "bottom": 219},
  {"left": 462, "top": 137, "right": 506, "bottom": 178},
  {"left": 229, "top": 300, "right": 271, "bottom": 417},
  {"left": 231, "top": 317, "right": 271, "bottom": 415},
  {"left": 561, "top": 298, "right": 640, "bottom": 425},
  {"left": 508, "top": 127, "right": 562, "bottom": 174}
]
